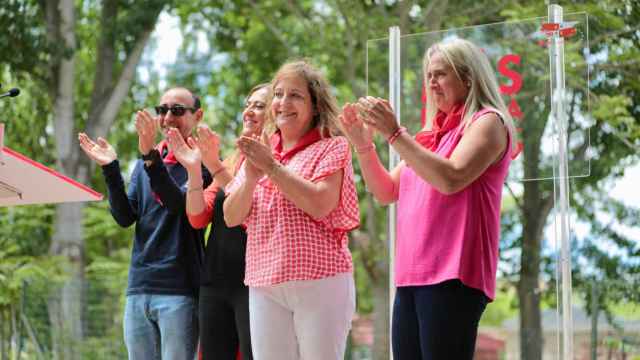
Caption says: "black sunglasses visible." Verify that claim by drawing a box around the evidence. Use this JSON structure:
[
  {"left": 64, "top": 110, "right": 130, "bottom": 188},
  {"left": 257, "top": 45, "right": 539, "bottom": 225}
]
[{"left": 154, "top": 104, "right": 197, "bottom": 117}]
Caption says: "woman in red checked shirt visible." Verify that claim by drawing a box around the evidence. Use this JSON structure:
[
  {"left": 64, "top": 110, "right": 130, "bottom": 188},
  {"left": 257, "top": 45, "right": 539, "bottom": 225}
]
[
  {"left": 167, "top": 83, "right": 270, "bottom": 360},
  {"left": 223, "top": 60, "right": 360, "bottom": 360}
]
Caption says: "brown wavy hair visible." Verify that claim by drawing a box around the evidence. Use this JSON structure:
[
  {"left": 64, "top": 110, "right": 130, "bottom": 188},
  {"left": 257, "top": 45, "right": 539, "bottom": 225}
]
[{"left": 265, "top": 59, "right": 341, "bottom": 137}]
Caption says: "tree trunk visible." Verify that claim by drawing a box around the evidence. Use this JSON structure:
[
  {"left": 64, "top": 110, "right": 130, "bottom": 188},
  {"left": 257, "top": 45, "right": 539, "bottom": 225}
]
[
  {"left": 10, "top": 304, "right": 17, "bottom": 360},
  {"left": 48, "top": 203, "right": 85, "bottom": 360},
  {"left": 519, "top": 183, "right": 541, "bottom": 360},
  {"left": 44, "top": 0, "right": 83, "bottom": 359},
  {"left": 1, "top": 309, "right": 5, "bottom": 360},
  {"left": 518, "top": 173, "right": 552, "bottom": 359},
  {"left": 518, "top": 268, "right": 542, "bottom": 360},
  {"left": 40, "top": 0, "right": 164, "bottom": 357},
  {"left": 590, "top": 282, "right": 599, "bottom": 360}
]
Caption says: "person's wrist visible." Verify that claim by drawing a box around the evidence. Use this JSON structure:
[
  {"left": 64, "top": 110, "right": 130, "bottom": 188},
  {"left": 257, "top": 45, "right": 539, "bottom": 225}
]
[
  {"left": 187, "top": 178, "right": 203, "bottom": 192},
  {"left": 243, "top": 164, "right": 261, "bottom": 181},
  {"left": 211, "top": 165, "right": 226, "bottom": 178},
  {"left": 206, "top": 158, "right": 222, "bottom": 170},
  {"left": 99, "top": 158, "right": 116, "bottom": 167},
  {"left": 187, "top": 186, "right": 203, "bottom": 194},
  {"left": 141, "top": 149, "right": 160, "bottom": 166},
  {"left": 202, "top": 154, "right": 220, "bottom": 167},
  {"left": 141, "top": 149, "right": 158, "bottom": 159},
  {"left": 140, "top": 145, "right": 153, "bottom": 156},
  {"left": 354, "top": 142, "right": 375, "bottom": 155},
  {"left": 387, "top": 126, "right": 407, "bottom": 145},
  {"left": 266, "top": 160, "right": 281, "bottom": 178},
  {"left": 141, "top": 138, "right": 156, "bottom": 155},
  {"left": 187, "top": 163, "right": 203, "bottom": 177}
]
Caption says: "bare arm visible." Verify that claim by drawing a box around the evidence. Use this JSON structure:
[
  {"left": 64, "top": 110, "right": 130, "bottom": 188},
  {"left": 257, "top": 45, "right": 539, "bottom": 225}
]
[
  {"left": 166, "top": 129, "right": 208, "bottom": 215},
  {"left": 78, "top": 132, "right": 137, "bottom": 226},
  {"left": 223, "top": 161, "right": 260, "bottom": 227},
  {"left": 195, "top": 125, "right": 234, "bottom": 189},
  {"left": 362, "top": 98, "right": 508, "bottom": 194},
  {"left": 354, "top": 149, "right": 403, "bottom": 204},
  {"left": 339, "top": 103, "right": 401, "bottom": 204}
]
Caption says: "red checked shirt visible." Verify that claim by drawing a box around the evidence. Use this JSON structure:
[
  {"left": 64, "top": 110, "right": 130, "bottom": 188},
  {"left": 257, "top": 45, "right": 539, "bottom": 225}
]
[{"left": 226, "top": 131, "right": 360, "bottom": 287}]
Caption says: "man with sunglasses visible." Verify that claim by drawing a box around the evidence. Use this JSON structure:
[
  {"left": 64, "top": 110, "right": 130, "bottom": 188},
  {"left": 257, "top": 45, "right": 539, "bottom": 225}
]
[{"left": 79, "top": 87, "right": 213, "bottom": 360}]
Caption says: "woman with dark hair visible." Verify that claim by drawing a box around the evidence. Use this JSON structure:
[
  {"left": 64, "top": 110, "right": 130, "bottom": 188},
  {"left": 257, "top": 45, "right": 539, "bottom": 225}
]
[
  {"left": 224, "top": 60, "right": 360, "bottom": 360},
  {"left": 167, "top": 83, "right": 270, "bottom": 359}
]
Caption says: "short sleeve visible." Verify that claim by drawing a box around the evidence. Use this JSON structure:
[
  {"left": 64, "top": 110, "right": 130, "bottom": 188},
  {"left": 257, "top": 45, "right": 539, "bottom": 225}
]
[{"left": 312, "top": 137, "right": 360, "bottom": 231}]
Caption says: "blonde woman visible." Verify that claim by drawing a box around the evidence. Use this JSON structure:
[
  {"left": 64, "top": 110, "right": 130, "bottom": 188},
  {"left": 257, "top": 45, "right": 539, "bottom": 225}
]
[
  {"left": 224, "top": 60, "right": 359, "bottom": 360},
  {"left": 340, "top": 38, "right": 515, "bottom": 359}
]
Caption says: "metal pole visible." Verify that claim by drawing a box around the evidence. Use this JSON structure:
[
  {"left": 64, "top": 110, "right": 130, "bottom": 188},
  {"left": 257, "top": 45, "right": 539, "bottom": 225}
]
[
  {"left": 388, "top": 25, "right": 401, "bottom": 360},
  {"left": 548, "top": 4, "right": 574, "bottom": 359}
]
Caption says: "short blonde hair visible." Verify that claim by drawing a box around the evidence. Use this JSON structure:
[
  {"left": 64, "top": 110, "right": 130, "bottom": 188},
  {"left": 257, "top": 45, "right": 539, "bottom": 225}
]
[
  {"left": 423, "top": 38, "right": 515, "bottom": 140},
  {"left": 266, "top": 60, "right": 340, "bottom": 137}
]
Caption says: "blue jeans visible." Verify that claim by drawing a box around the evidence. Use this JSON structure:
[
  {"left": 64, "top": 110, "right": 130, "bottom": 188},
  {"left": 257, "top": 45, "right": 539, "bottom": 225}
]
[
  {"left": 123, "top": 294, "right": 198, "bottom": 360},
  {"left": 391, "top": 279, "right": 488, "bottom": 360}
]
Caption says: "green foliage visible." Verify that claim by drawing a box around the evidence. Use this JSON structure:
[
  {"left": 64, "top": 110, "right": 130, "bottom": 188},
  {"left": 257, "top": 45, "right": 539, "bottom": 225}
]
[
  {"left": 84, "top": 201, "right": 134, "bottom": 261},
  {"left": 0, "top": 0, "right": 49, "bottom": 77},
  {"left": 610, "top": 301, "right": 640, "bottom": 320},
  {"left": 351, "top": 248, "right": 374, "bottom": 314},
  {"left": 0, "top": 237, "right": 66, "bottom": 308},
  {"left": 481, "top": 285, "right": 519, "bottom": 327},
  {"left": 0, "top": 68, "right": 55, "bottom": 162},
  {"left": 0, "top": 206, "right": 68, "bottom": 358},
  {"left": 82, "top": 248, "right": 130, "bottom": 359}
]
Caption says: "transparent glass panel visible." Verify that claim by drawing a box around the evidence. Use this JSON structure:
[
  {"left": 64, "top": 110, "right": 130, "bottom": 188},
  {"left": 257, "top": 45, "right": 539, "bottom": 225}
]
[
  {"left": 366, "top": 15, "right": 591, "bottom": 182},
  {"left": 366, "top": 37, "right": 391, "bottom": 102}
]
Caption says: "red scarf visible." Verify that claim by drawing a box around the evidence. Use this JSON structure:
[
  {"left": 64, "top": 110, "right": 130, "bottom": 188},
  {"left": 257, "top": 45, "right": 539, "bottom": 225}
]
[
  {"left": 270, "top": 128, "right": 323, "bottom": 164},
  {"left": 415, "top": 103, "right": 465, "bottom": 151},
  {"left": 156, "top": 140, "right": 178, "bottom": 165}
]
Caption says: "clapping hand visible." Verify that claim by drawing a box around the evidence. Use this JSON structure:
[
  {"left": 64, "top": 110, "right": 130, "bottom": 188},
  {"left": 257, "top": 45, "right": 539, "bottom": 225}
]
[
  {"left": 135, "top": 109, "right": 159, "bottom": 155},
  {"left": 166, "top": 128, "right": 202, "bottom": 173},
  {"left": 355, "top": 96, "right": 400, "bottom": 139},
  {"left": 340, "top": 103, "right": 375, "bottom": 149},
  {"left": 237, "top": 133, "right": 273, "bottom": 180},
  {"left": 78, "top": 133, "right": 117, "bottom": 166},
  {"left": 194, "top": 125, "right": 221, "bottom": 171}
]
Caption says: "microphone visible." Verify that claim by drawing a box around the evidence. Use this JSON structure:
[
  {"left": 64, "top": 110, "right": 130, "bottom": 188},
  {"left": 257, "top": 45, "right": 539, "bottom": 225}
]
[{"left": 0, "top": 88, "right": 20, "bottom": 99}]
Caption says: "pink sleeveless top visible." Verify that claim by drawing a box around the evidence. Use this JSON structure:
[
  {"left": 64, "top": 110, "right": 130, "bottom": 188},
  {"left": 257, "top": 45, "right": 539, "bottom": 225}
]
[{"left": 395, "top": 108, "right": 511, "bottom": 300}]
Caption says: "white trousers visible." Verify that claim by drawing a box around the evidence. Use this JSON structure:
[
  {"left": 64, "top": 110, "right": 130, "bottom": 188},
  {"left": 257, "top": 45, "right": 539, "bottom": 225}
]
[{"left": 249, "top": 272, "right": 356, "bottom": 360}]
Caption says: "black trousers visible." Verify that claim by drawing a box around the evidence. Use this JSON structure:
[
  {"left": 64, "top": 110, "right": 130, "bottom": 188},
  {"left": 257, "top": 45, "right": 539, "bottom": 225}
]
[
  {"left": 199, "top": 285, "right": 252, "bottom": 360},
  {"left": 391, "top": 279, "right": 489, "bottom": 360}
]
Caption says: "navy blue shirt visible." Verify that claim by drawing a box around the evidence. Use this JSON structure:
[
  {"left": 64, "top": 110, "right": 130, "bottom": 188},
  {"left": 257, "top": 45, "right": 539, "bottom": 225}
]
[{"left": 101, "top": 153, "right": 212, "bottom": 297}]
